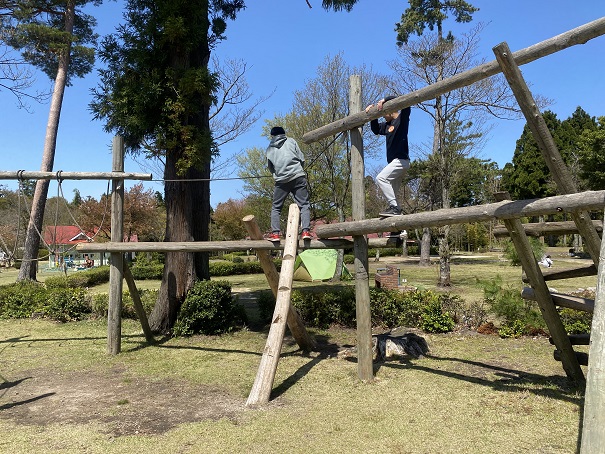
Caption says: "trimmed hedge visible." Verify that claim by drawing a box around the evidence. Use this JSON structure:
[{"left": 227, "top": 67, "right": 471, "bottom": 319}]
[{"left": 258, "top": 285, "right": 457, "bottom": 332}]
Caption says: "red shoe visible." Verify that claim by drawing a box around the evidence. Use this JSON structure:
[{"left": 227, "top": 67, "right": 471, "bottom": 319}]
[
  {"left": 267, "top": 232, "right": 280, "bottom": 241},
  {"left": 301, "top": 230, "right": 313, "bottom": 240}
]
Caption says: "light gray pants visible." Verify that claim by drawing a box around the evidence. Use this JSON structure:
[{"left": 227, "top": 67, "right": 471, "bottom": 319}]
[
  {"left": 271, "top": 176, "right": 311, "bottom": 233},
  {"left": 376, "top": 158, "right": 410, "bottom": 207}
]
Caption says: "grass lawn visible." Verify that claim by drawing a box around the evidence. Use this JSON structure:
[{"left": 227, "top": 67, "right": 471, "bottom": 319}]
[{"left": 0, "top": 246, "right": 595, "bottom": 453}]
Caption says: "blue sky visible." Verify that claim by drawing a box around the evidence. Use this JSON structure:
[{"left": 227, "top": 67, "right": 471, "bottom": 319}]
[{"left": 1, "top": 1, "right": 604, "bottom": 207}]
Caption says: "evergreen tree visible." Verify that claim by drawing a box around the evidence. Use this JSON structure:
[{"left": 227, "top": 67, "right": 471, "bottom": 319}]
[{"left": 90, "top": 0, "right": 244, "bottom": 333}]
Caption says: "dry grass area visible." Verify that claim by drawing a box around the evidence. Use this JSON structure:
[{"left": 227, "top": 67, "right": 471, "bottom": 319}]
[{"left": 0, "top": 247, "right": 595, "bottom": 453}]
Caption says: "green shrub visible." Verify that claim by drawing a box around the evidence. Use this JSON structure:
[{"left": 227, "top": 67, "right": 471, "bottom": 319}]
[
  {"left": 172, "top": 280, "right": 247, "bottom": 336},
  {"left": 45, "top": 266, "right": 111, "bottom": 289},
  {"left": 421, "top": 298, "right": 455, "bottom": 333},
  {"left": 498, "top": 320, "right": 527, "bottom": 338},
  {"left": 90, "top": 289, "right": 158, "bottom": 319},
  {"left": 208, "top": 260, "right": 280, "bottom": 276},
  {"left": 232, "top": 256, "right": 244, "bottom": 263},
  {"left": 42, "top": 288, "right": 91, "bottom": 322},
  {"left": 130, "top": 262, "right": 164, "bottom": 280},
  {"left": 257, "top": 285, "right": 457, "bottom": 333},
  {"left": 0, "top": 281, "right": 48, "bottom": 318},
  {"left": 559, "top": 307, "right": 592, "bottom": 334},
  {"left": 480, "top": 276, "right": 546, "bottom": 335}
]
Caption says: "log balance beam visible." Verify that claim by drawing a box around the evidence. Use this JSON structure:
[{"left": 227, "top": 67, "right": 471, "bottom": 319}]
[
  {"left": 75, "top": 237, "right": 401, "bottom": 253},
  {"left": 313, "top": 190, "right": 605, "bottom": 239}
]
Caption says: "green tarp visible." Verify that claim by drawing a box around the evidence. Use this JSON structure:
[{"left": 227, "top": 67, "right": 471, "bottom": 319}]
[{"left": 293, "top": 249, "right": 338, "bottom": 281}]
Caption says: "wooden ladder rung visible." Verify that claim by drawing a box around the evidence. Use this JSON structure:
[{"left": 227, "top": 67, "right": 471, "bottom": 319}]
[
  {"left": 550, "top": 334, "right": 590, "bottom": 345},
  {"left": 522, "top": 263, "right": 597, "bottom": 282},
  {"left": 554, "top": 349, "right": 588, "bottom": 366},
  {"left": 521, "top": 287, "right": 594, "bottom": 313}
]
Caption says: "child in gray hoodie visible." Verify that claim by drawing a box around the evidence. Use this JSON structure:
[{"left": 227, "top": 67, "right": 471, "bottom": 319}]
[{"left": 266, "top": 126, "right": 312, "bottom": 240}]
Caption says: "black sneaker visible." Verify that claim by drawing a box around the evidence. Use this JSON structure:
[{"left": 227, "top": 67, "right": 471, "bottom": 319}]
[{"left": 379, "top": 205, "right": 401, "bottom": 217}]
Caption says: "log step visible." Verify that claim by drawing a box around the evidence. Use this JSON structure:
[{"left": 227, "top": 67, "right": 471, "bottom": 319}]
[
  {"left": 522, "top": 263, "right": 597, "bottom": 282},
  {"left": 549, "top": 334, "right": 590, "bottom": 345},
  {"left": 521, "top": 287, "right": 594, "bottom": 313},
  {"left": 554, "top": 349, "right": 588, "bottom": 366}
]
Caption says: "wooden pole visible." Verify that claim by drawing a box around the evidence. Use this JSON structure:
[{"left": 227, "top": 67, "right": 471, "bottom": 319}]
[
  {"left": 314, "top": 190, "right": 605, "bottom": 239},
  {"left": 349, "top": 75, "right": 373, "bottom": 382},
  {"left": 580, "top": 214, "right": 605, "bottom": 453},
  {"left": 0, "top": 170, "right": 151, "bottom": 181},
  {"left": 494, "top": 193, "right": 583, "bottom": 383},
  {"left": 242, "top": 214, "right": 315, "bottom": 352},
  {"left": 493, "top": 42, "right": 601, "bottom": 265},
  {"left": 107, "top": 136, "right": 125, "bottom": 355},
  {"left": 302, "top": 17, "right": 605, "bottom": 144},
  {"left": 246, "top": 204, "right": 301, "bottom": 406},
  {"left": 76, "top": 237, "right": 402, "bottom": 253}
]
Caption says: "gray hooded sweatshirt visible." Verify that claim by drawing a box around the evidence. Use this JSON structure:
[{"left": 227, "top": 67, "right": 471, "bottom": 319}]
[{"left": 266, "top": 134, "right": 306, "bottom": 183}]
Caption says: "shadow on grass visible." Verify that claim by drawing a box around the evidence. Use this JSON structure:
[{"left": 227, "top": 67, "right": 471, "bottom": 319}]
[
  {"left": 270, "top": 334, "right": 343, "bottom": 400},
  {"left": 372, "top": 354, "right": 584, "bottom": 404}
]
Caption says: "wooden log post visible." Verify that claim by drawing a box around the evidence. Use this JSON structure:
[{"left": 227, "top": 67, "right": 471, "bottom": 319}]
[
  {"left": 580, "top": 212, "right": 605, "bottom": 453},
  {"left": 314, "top": 191, "right": 605, "bottom": 239},
  {"left": 494, "top": 192, "right": 584, "bottom": 383},
  {"left": 349, "top": 75, "right": 373, "bottom": 382},
  {"left": 302, "top": 17, "right": 605, "bottom": 145},
  {"left": 493, "top": 42, "right": 601, "bottom": 266},
  {"left": 246, "top": 204, "right": 301, "bottom": 406},
  {"left": 108, "top": 136, "right": 125, "bottom": 355},
  {"left": 242, "top": 214, "right": 315, "bottom": 352}
]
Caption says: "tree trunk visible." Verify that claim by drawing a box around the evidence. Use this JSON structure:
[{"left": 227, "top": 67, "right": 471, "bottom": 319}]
[
  {"left": 148, "top": 152, "right": 201, "bottom": 333},
  {"left": 148, "top": 19, "right": 211, "bottom": 333},
  {"left": 18, "top": 0, "right": 75, "bottom": 281},
  {"left": 419, "top": 227, "right": 431, "bottom": 266}
]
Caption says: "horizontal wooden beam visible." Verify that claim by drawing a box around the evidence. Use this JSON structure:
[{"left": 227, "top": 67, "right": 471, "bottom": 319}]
[
  {"left": 554, "top": 350, "right": 588, "bottom": 366},
  {"left": 315, "top": 190, "right": 605, "bottom": 238},
  {"left": 522, "top": 287, "right": 594, "bottom": 313},
  {"left": 0, "top": 171, "right": 152, "bottom": 181},
  {"left": 302, "top": 17, "right": 605, "bottom": 144},
  {"left": 75, "top": 237, "right": 402, "bottom": 253},
  {"left": 550, "top": 334, "right": 590, "bottom": 346},
  {"left": 493, "top": 220, "right": 603, "bottom": 237},
  {"left": 523, "top": 264, "right": 597, "bottom": 282}
]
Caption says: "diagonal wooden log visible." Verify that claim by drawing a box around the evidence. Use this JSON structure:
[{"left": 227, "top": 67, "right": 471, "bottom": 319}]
[
  {"left": 123, "top": 262, "right": 154, "bottom": 343},
  {"left": 246, "top": 204, "right": 303, "bottom": 406},
  {"left": 302, "top": 17, "right": 605, "bottom": 144},
  {"left": 493, "top": 41, "right": 601, "bottom": 266},
  {"left": 242, "top": 213, "right": 315, "bottom": 353},
  {"left": 495, "top": 193, "right": 583, "bottom": 383}
]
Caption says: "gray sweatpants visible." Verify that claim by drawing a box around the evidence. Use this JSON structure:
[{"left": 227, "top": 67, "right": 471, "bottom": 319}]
[
  {"left": 376, "top": 158, "right": 410, "bottom": 207},
  {"left": 271, "top": 176, "right": 311, "bottom": 233}
]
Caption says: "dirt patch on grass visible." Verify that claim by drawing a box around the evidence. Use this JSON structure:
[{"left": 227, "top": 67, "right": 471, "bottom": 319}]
[{"left": 0, "top": 366, "right": 245, "bottom": 437}]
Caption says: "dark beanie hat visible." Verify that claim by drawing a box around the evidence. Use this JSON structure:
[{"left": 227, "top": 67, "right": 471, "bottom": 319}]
[
  {"left": 384, "top": 95, "right": 397, "bottom": 102},
  {"left": 270, "top": 126, "right": 286, "bottom": 136}
]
